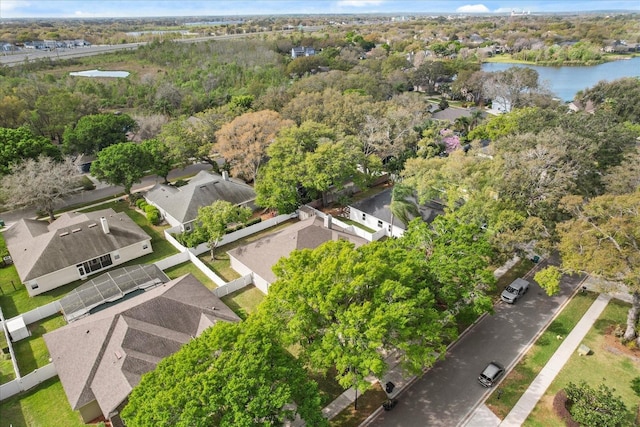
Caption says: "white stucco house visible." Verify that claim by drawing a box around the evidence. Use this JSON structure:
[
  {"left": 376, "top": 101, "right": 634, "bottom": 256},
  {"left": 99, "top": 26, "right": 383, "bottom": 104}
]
[
  {"left": 348, "top": 187, "right": 444, "bottom": 238},
  {"left": 4, "top": 208, "right": 152, "bottom": 296},
  {"left": 144, "top": 170, "right": 256, "bottom": 232}
]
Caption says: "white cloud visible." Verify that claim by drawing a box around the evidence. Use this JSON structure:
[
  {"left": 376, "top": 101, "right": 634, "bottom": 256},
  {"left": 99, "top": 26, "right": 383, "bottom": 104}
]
[
  {"left": 456, "top": 4, "right": 490, "bottom": 13},
  {"left": 1, "top": 0, "right": 30, "bottom": 12},
  {"left": 337, "top": 0, "right": 385, "bottom": 7},
  {"left": 493, "top": 7, "right": 513, "bottom": 13}
]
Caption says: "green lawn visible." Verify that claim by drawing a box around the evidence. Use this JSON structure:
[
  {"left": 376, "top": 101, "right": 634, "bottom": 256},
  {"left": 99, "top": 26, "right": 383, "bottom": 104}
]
[
  {"left": 12, "top": 315, "right": 66, "bottom": 375},
  {"left": 338, "top": 218, "right": 376, "bottom": 233},
  {"left": 220, "top": 285, "right": 265, "bottom": 320},
  {"left": 0, "top": 377, "right": 85, "bottom": 427},
  {"left": 164, "top": 261, "right": 217, "bottom": 290},
  {"left": 486, "top": 291, "right": 599, "bottom": 418},
  {"left": 525, "top": 299, "right": 639, "bottom": 427}
]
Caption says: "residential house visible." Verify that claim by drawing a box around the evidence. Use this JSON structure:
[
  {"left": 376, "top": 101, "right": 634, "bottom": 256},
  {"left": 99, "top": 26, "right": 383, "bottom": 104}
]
[
  {"left": 4, "top": 208, "right": 152, "bottom": 296},
  {"left": 291, "top": 46, "right": 316, "bottom": 58},
  {"left": 144, "top": 170, "right": 256, "bottom": 232},
  {"left": 229, "top": 216, "right": 367, "bottom": 293},
  {"left": 348, "top": 187, "right": 444, "bottom": 238},
  {"left": 44, "top": 273, "right": 240, "bottom": 425}
]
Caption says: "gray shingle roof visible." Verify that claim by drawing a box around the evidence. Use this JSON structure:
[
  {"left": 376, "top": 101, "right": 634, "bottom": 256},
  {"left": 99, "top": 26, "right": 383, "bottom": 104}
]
[
  {"left": 228, "top": 217, "right": 367, "bottom": 284},
  {"left": 351, "top": 187, "right": 444, "bottom": 230},
  {"left": 43, "top": 274, "right": 240, "bottom": 417},
  {"left": 4, "top": 208, "right": 151, "bottom": 282},
  {"left": 145, "top": 170, "right": 256, "bottom": 224}
]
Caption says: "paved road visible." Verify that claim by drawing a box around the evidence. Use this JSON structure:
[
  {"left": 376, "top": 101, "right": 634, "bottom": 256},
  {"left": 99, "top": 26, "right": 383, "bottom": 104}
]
[
  {"left": 368, "top": 261, "right": 584, "bottom": 427},
  {"left": 0, "top": 27, "right": 325, "bottom": 67},
  {"left": 0, "top": 162, "right": 212, "bottom": 226}
]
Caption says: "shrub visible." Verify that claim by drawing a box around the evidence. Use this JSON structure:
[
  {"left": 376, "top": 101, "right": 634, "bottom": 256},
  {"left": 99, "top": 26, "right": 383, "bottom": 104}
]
[
  {"left": 631, "top": 377, "right": 640, "bottom": 397},
  {"left": 245, "top": 217, "right": 262, "bottom": 227},
  {"left": 144, "top": 205, "right": 161, "bottom": 225},
  {"left": 173, "top": 179, "right": 188, "bottom": 187},
  {"left": 136, "top": 198, "right": 148, "bottom": 209},
  {"left": 553, "top": 389, "right": 579, "bottom": 427},
  {"left": 565, "top": 381, "right": 629, "bottom": 427}
]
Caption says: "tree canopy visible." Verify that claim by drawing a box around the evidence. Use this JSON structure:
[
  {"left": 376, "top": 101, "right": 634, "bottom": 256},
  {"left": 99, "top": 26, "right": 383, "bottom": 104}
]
[
  {"left": 2, "top": 156, "right": 79, "bottom": 220},
  {"left": 121, "top": 320, "right": 328, "bottom": 427},
  {"left": 258, "top": 239, "right": 455, "bottom": 391},
  {"left": 0, "top": 126, "right": 61, "bottom": 175},
  {"left": 90, "top": 142, "right": 151, "bottom": 196},
  {"left": 195, "top": 200, "right": 252, "bottom": 258},
  {"left": 62, "top": 113, "right": 138, "bottom": 155}
]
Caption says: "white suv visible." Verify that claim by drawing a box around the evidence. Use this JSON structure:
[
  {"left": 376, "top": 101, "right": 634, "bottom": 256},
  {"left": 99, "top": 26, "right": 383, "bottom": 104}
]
[{"left": 501, "top": 278, "right": 530, "bottom": 304}]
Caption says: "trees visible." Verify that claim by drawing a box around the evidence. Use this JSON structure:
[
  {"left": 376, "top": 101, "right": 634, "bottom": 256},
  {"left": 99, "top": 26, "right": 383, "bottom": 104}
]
[
  {"left": 121, "top": 320, "right": 328, "bottom": 427},
  {"left": 0, "top": 126, "right": 61, "bottom": 175},
  {"left": 215, "top": 110, "right": 294, "bottom": 182},
  {"left": 258, "top": 239, "right": 453, "bottom": 393},
  {"left": 543, "top": 193, "right": 640, "bottom": 343},
  {"left": 412, "top": 60, "right": 455, "bottom": 94},
  {"left": 90, "top": 143, "right": 151, "bottom": 197},
  {"left": 141, "top": 138, "right": 175, "bottom": 184},
  {"left": 195, "top": 200, "right": 252, "bottom": 258},
  {"left": 483, "top": 66, "right": 542, "bottom": 112},
  {"left": 62, "top": 113, "right": 138, "bottom": 155},
  {"left": 2, "top": 156, "right": 79, "bottom": 221},
  {"left": 389, "top": 184, "right": 419, "bottom": 229},
  {"left": 401, "top": 215, "right": 496, "bottom": 319}
]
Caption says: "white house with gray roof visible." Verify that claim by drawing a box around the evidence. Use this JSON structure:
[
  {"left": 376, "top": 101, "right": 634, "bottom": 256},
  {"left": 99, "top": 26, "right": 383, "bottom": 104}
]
[
  {"left": 4, "top": 208, "right": 152, "bottom": 296},
  {"left": 348, "top": 187, "right": 444, "bottom": 238},
  {"left": 144, "top": 170, "right": 256, "bottom": 232},
  {"left": 44, "top": 273, "right": 240, "bottom": 425}
]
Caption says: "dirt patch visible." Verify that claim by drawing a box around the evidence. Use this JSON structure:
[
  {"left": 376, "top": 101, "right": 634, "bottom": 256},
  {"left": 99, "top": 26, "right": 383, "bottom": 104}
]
[{"left": 603, "top": 326, "right": 640, "bottom": 362}]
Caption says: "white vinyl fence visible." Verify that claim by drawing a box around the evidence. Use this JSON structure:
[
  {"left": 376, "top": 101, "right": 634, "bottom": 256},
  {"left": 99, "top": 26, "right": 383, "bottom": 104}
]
[
  {"left": 213, "top": 275, "right": 253, "bottom": 298},
  {"left": 0, "top": 363, "right": 58, "bottom": 401}
]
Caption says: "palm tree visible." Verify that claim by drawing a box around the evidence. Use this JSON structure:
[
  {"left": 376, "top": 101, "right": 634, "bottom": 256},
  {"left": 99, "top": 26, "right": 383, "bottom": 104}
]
[
  {"left": 469, "top": 109, "right": 484, "bottom": 130},
  {"left": 389, "top": 184, "right": 420, "bottom": 234}
]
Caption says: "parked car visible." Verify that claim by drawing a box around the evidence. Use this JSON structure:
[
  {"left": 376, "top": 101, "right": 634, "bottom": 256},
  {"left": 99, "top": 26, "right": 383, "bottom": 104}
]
[
  {"left": 478, "top": 361, "right": 504, "bottom": 387},
  {"left": 501, "top": 278, "right": 530, "bottom": 304}
]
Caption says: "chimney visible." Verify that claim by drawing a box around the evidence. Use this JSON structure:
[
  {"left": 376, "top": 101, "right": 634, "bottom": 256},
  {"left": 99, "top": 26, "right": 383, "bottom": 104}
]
[
  {"left": 324, "top": 214, "right": 332, "bottom": 230},
  {"left": 100, "top": 217, "right": 110, "bottom": 234},
  {"left": 222, "top": 170, "right": 229, "bottom": 181}
]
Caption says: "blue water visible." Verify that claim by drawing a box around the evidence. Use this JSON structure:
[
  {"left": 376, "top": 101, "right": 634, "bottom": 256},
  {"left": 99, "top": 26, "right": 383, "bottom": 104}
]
[{"left": 481, "top": 57, "right": 640, "bottom": 102}]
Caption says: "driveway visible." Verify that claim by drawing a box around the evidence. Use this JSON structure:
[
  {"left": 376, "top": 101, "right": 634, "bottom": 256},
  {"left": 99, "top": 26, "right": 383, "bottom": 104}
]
[{"left": 368, "top": 264, "right": 584, "bottom": 427}]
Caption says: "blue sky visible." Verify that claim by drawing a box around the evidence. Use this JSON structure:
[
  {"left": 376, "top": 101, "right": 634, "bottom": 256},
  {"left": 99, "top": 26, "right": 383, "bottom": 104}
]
[{"left": 1, "top": 1, "right": 638, "bottom": 18}]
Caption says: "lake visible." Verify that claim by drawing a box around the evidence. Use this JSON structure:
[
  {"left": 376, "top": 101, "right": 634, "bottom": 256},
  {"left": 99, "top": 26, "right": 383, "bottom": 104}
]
[{"left": 481, "top": 57, "right": 640, "bottom": 102}]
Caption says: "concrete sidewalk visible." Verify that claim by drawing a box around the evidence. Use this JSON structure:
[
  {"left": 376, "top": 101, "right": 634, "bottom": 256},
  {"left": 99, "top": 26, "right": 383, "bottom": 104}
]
[{"left": 499, "top": 293, "right": 611, "bottom": 426}]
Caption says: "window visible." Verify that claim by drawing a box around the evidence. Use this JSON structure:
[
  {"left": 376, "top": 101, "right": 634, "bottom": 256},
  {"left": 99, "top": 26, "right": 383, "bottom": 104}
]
[
  {"left": 361, "top": 213, "right": 366, "bottom": 221},
  {"left": 142, "top": 244, "right": 149, "bottom": 250},
  {"left": 31, "top": 284, "right": 39, "bottom": 290},
  {"left": 77, "top": 254, "right": 113, "bottom": 276},
  {"left": 377, "top": 220, "right": 383, "bottom": 228},
  {"left": 114, "top": 254, "right": 120, "bottom": 260},
  {"left": 388, "top": 225, "right": 392, "bottom": 232}
]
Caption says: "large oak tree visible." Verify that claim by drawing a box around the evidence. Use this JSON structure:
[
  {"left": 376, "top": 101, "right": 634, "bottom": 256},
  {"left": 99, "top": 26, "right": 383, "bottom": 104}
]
[{"left": 122, "top": 320, "right": 328, "bottom": 427}]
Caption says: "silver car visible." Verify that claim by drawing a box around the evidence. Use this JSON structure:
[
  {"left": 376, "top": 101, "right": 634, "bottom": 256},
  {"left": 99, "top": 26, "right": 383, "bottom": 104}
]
[
  {"left": 478, "top": 361, "right": 505, "bottom": 387},
  {"left": 501, "top": 278, "right": 530, "bottom": 304}
]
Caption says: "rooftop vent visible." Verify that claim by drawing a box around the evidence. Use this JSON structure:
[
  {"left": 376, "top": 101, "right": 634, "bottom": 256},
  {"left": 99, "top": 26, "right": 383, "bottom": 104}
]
[
  {"left": 72, "top": 228, "right": 81, "bottom": 233},
  {"left": 59, "top": 232, "right": 69, "bottom": 237},
  {"left": 88, "top": 223, "right": 97, "bottom": 228}
]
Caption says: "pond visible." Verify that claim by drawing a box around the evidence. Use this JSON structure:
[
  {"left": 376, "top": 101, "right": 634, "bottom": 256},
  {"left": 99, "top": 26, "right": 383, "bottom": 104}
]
[
  {"left": 69, "top": 69, "right": 130, "bottom": 78},
  {"left": 481, "top": 56, "right": 640, "bottom": 101}
]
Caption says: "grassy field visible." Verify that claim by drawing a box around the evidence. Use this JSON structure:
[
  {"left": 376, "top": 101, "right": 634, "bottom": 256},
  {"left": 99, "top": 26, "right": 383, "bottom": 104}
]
[
  {"left": 164, "top": 261, "right": 217, "bottom": 290},
  {"left": 338, "top": 217, "right": 376, "bottom": 233},
  {"left": 13, "top": 315, "right": 67, "bottom": 375},
  {"left": 0, "top": 377, "right": 86, "bottom": 427},
  {"left": 486, "top": 291, "right": 599, "bottom": 418},
  {"left": 220, "top": 285, "right": 265, "bottom": 320},
  {"left": 525, "top": 299, "right": 639, "bottom": 426}
]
